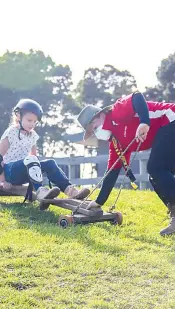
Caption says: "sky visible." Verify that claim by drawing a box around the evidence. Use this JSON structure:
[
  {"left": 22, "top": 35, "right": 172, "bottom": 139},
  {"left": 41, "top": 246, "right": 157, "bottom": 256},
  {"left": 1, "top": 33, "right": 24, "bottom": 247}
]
[{"left": 0, "top": 0, "right": 175, "bottom": 91}]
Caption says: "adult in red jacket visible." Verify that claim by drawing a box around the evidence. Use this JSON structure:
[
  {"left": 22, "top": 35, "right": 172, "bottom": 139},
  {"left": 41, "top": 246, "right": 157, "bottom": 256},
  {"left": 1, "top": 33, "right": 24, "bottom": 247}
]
[{"left": 77, "top": 91, "right": 175, "bottom": 236}]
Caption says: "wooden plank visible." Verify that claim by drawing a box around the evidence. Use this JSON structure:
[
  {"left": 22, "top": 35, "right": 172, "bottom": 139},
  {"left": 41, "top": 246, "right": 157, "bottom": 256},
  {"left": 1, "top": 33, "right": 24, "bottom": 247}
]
[
  {"left": 39, "top": 150, "right": 151, "bottom": 166},
  {"left": 40, "top": 155, "right": 108, "bottom": 165},
  {"left": 40, "top": 198, "right": 103, "bottom": 216},
  {"left": 68, "top": 173, "right": 149, "bottom": 186},
  {"left": 0, "top": 185, "right": 36, "bottom": 201},
  {"left": 43, "top": 174, "right": 149, "bottom": 186}
]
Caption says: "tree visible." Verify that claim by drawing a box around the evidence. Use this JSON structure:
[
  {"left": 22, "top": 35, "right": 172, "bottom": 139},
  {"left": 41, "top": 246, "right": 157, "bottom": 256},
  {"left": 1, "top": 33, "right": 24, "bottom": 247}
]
[
  {"left": 144, "top": 53, "right": 175, "bottom": 102},
  {"left": 144, "top": 86, "right": 164, "bottom": 102},
  {"left": 0, "top": 49, "right": 55, "bottom": 91},
  {"left": 0, "top": 50, "right": 79, "bottom": 156},
  {"left": 156, "top": 53, "right": 175, "bottom": 102},
  {"left": 75, "top": 64, "right": 137, "bottom": 108}
]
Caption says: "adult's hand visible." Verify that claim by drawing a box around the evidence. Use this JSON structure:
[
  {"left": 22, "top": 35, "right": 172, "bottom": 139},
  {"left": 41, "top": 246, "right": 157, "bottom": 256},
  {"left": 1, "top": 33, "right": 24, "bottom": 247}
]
[{"left": 135, "top": 123, "right": 150, "bottom": 142}]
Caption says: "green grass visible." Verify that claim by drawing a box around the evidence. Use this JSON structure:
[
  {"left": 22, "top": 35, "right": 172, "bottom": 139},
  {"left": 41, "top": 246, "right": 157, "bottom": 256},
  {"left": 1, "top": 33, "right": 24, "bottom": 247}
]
[{"left": 0, "top": 189, "right": 175, "bottom": 309}]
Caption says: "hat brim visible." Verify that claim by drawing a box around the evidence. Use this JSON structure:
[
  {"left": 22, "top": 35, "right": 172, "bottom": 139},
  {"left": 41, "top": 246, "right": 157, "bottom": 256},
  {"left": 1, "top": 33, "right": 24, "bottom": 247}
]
[{"left": 83, "top": 105, "right": 112, "bottom": 141}]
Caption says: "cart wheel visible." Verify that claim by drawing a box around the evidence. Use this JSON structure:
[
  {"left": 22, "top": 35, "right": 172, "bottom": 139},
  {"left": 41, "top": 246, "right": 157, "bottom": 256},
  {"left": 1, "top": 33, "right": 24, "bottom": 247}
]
[
  {"left": 57, "top": 215, "right": 73, "bottom": 229},
  {"left": 110, "top": 211, "right": 123, "bottom": 226}
]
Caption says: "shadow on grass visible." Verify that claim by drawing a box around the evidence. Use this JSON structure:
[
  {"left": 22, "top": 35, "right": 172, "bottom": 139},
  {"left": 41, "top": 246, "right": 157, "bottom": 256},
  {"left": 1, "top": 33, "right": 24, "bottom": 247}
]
[
  {"left": 2, "top": 197, "right": 174, "bottom": 255},
  {"left": 0, "top": 200, "right": 127, "bottom": 256}
]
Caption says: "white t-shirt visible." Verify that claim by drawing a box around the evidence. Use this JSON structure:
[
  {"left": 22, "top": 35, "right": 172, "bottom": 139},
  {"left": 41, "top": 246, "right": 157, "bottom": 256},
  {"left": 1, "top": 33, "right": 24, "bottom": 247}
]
[{"left": 1, "top": 126, "right": 39, "bottom": 164}]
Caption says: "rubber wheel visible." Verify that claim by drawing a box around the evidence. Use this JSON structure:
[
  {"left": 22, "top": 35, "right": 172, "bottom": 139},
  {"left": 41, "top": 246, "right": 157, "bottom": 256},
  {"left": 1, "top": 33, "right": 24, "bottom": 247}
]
[
  {"left": 110, "top": 211, "right": 123, "bottom": 226},
  {"left": 57, "top": 215, "right": 73, "bottom": 228}
]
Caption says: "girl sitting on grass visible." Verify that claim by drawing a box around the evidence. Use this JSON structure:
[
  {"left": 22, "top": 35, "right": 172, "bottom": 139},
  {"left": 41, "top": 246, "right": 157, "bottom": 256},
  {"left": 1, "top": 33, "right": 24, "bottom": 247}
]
[{"left": 0, "top": 99, "right": 90, "bottom": 210}]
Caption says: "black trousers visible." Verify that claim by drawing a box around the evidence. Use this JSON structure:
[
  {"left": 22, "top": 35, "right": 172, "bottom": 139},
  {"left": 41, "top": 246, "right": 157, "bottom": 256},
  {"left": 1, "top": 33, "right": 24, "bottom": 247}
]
[
  {"left": 96, "top": 121, "right": 175, "bottom": 207},
  {"left": 147, "top": 121, "right": 175, "bottom": 207}
]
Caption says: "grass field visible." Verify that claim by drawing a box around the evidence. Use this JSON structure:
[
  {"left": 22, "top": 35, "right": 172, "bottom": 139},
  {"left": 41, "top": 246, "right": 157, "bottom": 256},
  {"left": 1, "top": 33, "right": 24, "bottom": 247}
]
[{"left": 0, "top": 189, "right": 175, "bottom": 309}]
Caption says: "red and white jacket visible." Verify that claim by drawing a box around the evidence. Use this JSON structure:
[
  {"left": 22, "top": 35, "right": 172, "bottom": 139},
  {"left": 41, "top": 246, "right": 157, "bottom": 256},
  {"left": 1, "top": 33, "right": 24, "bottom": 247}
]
[{"left": 102, "top": 93, "right": 175, "bottom": 169}]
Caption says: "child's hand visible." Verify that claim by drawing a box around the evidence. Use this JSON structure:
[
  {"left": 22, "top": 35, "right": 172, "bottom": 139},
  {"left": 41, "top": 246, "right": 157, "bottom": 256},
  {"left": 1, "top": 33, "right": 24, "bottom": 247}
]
[{"left": 0, "top": 181, "right": 12, "bottom": 190}]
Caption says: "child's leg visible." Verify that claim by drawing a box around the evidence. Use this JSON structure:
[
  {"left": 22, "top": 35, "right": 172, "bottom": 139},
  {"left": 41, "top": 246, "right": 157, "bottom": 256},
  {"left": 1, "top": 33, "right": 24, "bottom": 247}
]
[
  {"left": 40, "top": 159, "right": 90, "bottom": 199},
  {"left": 5, "top": 160, "right": 42, "bottom": 191},
  {"left": 4, "top": 160, "right": 59, "bottom": 202},
  {"left": 3, "top": 160, "right": 41, "bottom": 201},
  {"left": 4, "top": 160, "right": 31, "bottom": 185},
  {"left": 40, "top": 159, "right": 71, "bottom": 191}
]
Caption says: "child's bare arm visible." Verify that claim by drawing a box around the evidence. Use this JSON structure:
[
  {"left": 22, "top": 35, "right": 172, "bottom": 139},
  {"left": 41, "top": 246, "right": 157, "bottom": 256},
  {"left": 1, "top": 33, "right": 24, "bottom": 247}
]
[
  {"left": 0, "top": 137, "right": 9, "bottom": 156},
  {"left": 30, "top": 145, "right": 37, "bottom": 156}
]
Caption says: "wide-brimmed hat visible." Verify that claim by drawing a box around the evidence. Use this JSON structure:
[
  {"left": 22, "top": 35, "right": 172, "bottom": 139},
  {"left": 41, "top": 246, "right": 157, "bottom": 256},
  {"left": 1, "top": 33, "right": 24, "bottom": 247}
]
[{"left": 77, "top": 104, "right": 112, "bottom": 140}]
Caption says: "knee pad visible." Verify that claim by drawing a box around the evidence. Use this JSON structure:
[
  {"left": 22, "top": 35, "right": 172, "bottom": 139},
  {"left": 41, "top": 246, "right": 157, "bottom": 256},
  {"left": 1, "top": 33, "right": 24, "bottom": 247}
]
[{"left": 24, "top": 155, "right": 43, "bottom": 183}]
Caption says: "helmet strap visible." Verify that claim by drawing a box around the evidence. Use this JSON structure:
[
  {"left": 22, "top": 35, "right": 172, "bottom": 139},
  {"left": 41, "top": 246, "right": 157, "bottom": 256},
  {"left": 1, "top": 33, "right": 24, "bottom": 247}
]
[{"left": 18, "top": 113, "right": 29, "bottom": 140}]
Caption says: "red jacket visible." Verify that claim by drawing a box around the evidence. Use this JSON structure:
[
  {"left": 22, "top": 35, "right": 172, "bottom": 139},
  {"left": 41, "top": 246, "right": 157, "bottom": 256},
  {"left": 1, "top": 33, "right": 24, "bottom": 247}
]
[{"left": 103, "top": 94, "right": 175, "bottom": 169}]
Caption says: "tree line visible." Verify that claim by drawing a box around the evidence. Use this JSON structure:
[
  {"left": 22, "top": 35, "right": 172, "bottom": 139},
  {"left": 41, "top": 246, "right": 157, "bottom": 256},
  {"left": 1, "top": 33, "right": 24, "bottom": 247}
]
[{"left": 0, "top": 49, "right": 174, "bottom": 155}]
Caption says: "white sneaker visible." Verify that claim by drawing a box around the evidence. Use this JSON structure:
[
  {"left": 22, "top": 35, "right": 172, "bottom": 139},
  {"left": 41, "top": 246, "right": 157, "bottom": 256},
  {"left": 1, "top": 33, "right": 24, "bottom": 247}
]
[
  {"left": 64, "top": 185, "right": 90, "bottom": 199},
  {"left": 37, "top": 186, "right": 60, "bottom": 211},
  {"left": 36, "top": 186, "right": 60, "bottom": 201}
]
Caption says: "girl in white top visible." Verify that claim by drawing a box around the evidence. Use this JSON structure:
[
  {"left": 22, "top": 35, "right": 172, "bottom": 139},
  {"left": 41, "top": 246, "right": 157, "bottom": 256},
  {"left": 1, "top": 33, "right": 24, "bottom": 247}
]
[{"left": 0, "top": 99, "right": 89, "bottom": 210}]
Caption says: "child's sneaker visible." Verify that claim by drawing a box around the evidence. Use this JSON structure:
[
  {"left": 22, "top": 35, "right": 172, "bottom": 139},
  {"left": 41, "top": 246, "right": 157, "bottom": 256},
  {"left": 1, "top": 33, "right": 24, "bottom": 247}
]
[{"left": 36, "top": 186, "right": 60, "bottom": 210}]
